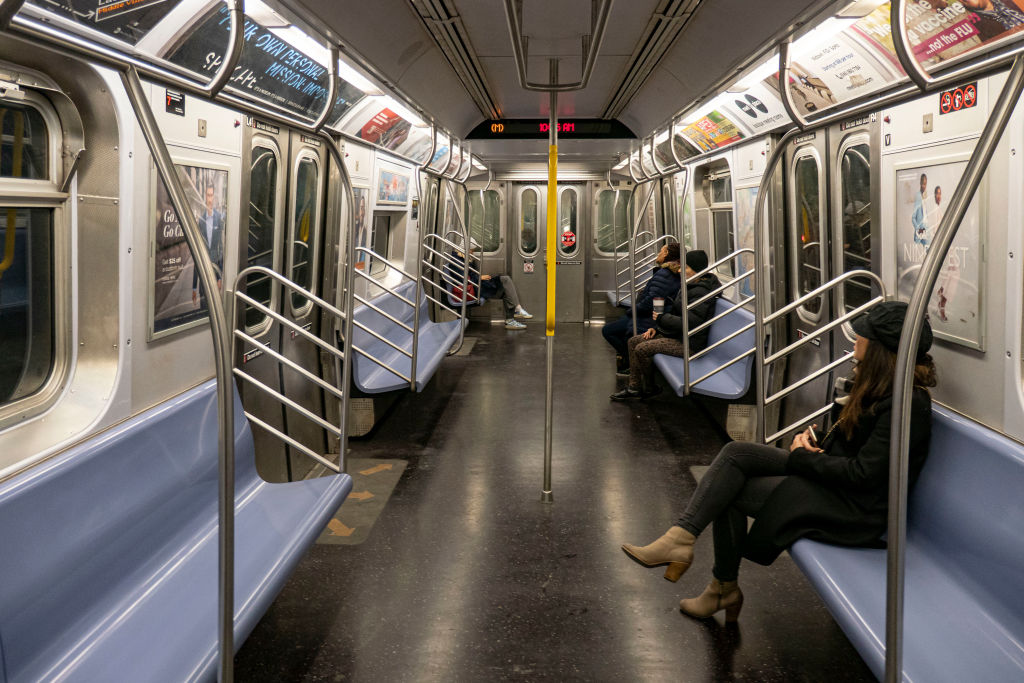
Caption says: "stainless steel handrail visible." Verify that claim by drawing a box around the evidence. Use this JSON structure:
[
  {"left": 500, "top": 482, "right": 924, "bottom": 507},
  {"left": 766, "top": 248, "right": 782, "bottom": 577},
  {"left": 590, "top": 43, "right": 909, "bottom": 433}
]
[
  {"left": 779, "top": 39, "right": 810, "bottom": 131},
  {"left": 120, "top": 66, "right": 237, "bottom": 682},
  {"left": 312, "top": 48, "right": 339, "bottom": 132},
  {"left": 439, "top": 179, "right": 471, "bottom": 353},
  {"left": 767, "top": 403, "right": 835, "bottom": 446},
  {"left": 206, "top": 0, "right": 245, "bottom": 98},
  {"left": 244, "top": 411, "right": 338, "bottom": 471},
  {"left": 688, "top": 294, "right": 755, "bottom": 337},
  {"left": 234, "top": 329, "right": 343, "bottom": 400},
  {"left": 883, "top": 52, "right": 1024, "bottom": 683},
  {"left": 354, "top": 246, "right": 418, "bottom": 283},
  {"left": 352, "top": 294, "right": 416, "bottom": 333},
  {"left": 628, "top": 182, "right": 658, "bottom": 333},
  {"left": 353, "top": 270, "right": 416, "bottom": 307},
  {"left": 763, "top": 269, "right": 883, "bottom": 326}
]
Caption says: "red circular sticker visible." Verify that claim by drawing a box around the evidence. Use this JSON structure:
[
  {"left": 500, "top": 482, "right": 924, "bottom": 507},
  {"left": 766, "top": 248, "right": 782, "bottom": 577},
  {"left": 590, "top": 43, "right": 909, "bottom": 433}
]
[
  {"left": 953, "top": 87, "right": 964, "bottom": 110},
  {"left": 561, "top": 231, "right": 576, "bottom": 247},
  {"left": 940, "top": 91, "right": 953, "bottom": 114},
  {"left": 964, "top": 84, "right": 977, "bottom": 107}
]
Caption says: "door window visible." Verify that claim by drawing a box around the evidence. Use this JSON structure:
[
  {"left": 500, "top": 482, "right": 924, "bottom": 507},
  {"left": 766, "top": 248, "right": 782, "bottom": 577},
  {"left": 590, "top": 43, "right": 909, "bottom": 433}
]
[
  {"left": 595, "top": 189, "right": 629, "bottom": 254},
  {"left": 557, "top": 187, "right": 578, "bottom": 257},
  {"left": 793, "top": 153, "right": 823, "bottom": 315},
  {"left": 839, "top": 142, "right": 871, "bottom": 313},
  {"left": 244, "top": 143, "right": 280, "bottom": 331},
  {"left": 710, "top": 173, "right": 734, "bottom": 276},
  {"left": 468, "top": 189, "right": 500, "bottom": 252},
  {"left": 520, "top": 188, "right": 538, "bottom": 256},
  {"left": 1, "top": 102, "right": 49, "bottom": 180},
  {"left": 289, "top": 154, "right": 320, "bottom": 314}
]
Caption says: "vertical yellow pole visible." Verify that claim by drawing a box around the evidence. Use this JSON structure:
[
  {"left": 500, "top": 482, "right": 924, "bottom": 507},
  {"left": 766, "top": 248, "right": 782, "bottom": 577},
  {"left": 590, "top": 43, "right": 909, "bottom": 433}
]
[{"left": 542, "top": 60, "right": 558, "bottom": 502}]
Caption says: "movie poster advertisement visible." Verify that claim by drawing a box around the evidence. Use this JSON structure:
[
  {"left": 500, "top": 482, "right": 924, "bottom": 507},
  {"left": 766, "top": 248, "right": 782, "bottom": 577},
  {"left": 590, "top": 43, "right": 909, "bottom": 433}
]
[
  {"left": 895, "top": 160, "right": 984, "bottom": 349},
  {"left": 734, "top": 186, "right": 760, "bottom": 298},
  {"left": 150, "top": 165, "right": 229, "bottom": 339},
  {"left": 352, "top": 187, "right": 370, "bottom": 270}
]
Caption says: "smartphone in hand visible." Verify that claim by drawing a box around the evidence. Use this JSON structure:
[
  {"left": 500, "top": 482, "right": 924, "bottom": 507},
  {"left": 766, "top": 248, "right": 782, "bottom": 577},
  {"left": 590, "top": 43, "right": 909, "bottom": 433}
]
[{"left": 807, "top": 425, "right": 818, "bottom": 447}]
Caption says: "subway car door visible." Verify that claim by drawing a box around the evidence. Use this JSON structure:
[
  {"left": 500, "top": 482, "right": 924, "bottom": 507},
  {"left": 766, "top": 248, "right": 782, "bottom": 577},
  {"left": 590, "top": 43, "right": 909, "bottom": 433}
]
[
  {"left": 279, "top": 132, "right": 328, "bottom": 480},
  {"left": 554, "top": 184, "right": 587, "bottom": 322},
  {"left": 237, "top": 124, "right": 288, "bottom": 481},
  {"left": 780, "top": 132, "right": 834, "bottom": 434},
  {"left": 828, "top": 117, "right": 880, "bottom": 382},
  {"left": 508, "top": 184, "right": 546, "bottom": 317}
]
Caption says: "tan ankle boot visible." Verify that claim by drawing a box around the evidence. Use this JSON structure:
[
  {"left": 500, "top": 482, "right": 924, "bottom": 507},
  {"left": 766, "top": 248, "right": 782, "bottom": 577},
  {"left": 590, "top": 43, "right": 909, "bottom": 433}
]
[
  {"left": 679, "top": 579, "right": 743, "bottom": 622},
  {"left": 621, "top": 526, "right": 696, "bottom": 582}
]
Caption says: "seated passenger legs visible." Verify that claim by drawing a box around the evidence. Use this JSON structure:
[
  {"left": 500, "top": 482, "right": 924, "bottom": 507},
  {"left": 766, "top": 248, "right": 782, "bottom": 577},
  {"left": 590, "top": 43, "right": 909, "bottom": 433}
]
[
  {"left": 611, "top": 250, "right": 719, "bottom": 400},
  {"left": 481, "top": 273, "right": 531, "bottom": 330},
  {"left": 602, "top": 242, "right": 682, "bottom": 372}
]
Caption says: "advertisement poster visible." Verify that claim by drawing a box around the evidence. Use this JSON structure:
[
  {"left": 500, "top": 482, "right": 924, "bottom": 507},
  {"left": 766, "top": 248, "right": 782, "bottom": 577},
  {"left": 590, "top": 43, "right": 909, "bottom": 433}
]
[
  {"left": 733, "top": 186, "right": 759, "bottom": 298},
  {"left": 151, "top": 164, "right": 229, "bottom": 339},
  {"left": 376, "top": 168, "right": 409, "bottom": 205},
  {"left": 796, "top": 33, "right": 895, "bottom": 104},
  {"left": 352, "top": 187, "right": 370, "bottom": 270},
  {"left": 895, "top": 161, "right": 984, "bottom": 349},
  {"left": 723, "top": 83, "right": 789, "bottom": 135},
  {"left": 766, "top": 64, "right": 838, "bottom": 115},
  {"left": 358, "top": 108, "right": 412, "bottom": 150},
  {"left": 29, "top": 0, "right": 181, "bottom": 45},
  {"left": 681, "top": 111, "right": 745, "bottom": 152}
]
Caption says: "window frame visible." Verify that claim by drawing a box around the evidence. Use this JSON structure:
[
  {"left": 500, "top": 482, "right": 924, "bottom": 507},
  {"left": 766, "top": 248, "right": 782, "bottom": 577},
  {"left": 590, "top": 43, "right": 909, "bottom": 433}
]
[
  {"left": 517, "top": 185, "right": 541, "bottom": 258},
  {"left": 708, "top": 170, "right": 735, "bottom": 277},
  {"left": 556, "top": 186, "right": 579, "bottom": 258},
  {"left": 594, "top": 188, "right": 631, "bottom": 256},
  {"left": 243, "top": 137, "right": 284, "bottom": 337},
  {"left": 834, "top": 133, "right": 873, "bottom": 340},
  {"left": 789, "top": 145, "right": 826, "bottom": 322},
  {"left": 467, "top": 188, "right": 502, "bottom": 254},
  {"left": 287, "top": 148, "right": 323, "bottom": 318},
  {"left": 0, "top": 91, "right": 72, "bottom": 432}
]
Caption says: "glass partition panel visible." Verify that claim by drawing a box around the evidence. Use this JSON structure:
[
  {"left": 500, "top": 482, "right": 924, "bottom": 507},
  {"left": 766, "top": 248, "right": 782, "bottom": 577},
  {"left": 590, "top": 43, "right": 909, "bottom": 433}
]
[
  {"left": 0, "top": 102, "right": 49, "bottom": 181},
  {"left": 557, "top": 187, "right": 578, "bottom": 257},
  {"left": 794, "top": 154, "right": 822, "bottom": 314},
  {"left": 468, "top": 190, "right": 501, "bottom": 252},
  {"left": 520, "top": 188, "right": 538, "bottom": 256},
  {"left": 290, "top": 156, "right": 319, "bottom": 312},
  {"left": 244, "top": 144, "right": 279, "bottom": 330},
  {"left": 840, "top": 142, "right": 872, "bottom": 313},
  {"left": 596, "top": 189, "right": 630, "bottom": 254}
]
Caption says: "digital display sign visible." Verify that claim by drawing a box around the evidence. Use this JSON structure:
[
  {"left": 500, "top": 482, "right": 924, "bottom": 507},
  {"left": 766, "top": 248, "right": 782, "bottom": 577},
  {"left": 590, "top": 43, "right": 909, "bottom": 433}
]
[{"left": 467, "top": 118, "right": 635, "bottom": 140}]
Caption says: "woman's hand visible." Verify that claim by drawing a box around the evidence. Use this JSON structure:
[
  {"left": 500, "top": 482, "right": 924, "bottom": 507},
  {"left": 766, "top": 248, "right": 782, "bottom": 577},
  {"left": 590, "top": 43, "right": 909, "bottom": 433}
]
[
  {"left": 642, "top": 328, "right": 657, "bottom": 340},
  {"left": 480, "top": 274, "right": 492, "bottom": 281},
  {"left": 790, "top": 426, "right": 824, "bottom": 453},
  {"left": 652, "top": 311, "right": 661, "bottom": 320}
]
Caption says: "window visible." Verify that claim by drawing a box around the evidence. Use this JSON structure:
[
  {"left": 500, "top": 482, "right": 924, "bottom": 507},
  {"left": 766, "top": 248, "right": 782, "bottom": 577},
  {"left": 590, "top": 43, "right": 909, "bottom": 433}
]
[
  {"left": 675, "top": 169, "right": 694, "bottom": 249},
  {"left": 793, "top": 153, "right": 822, "bottom": 315},
  {"left": 0, "top": 94, "right": 67, "bottom": 428},
  {"left": 468, "top": 189, "right": 500, "bottom": 252},
  {"left": 520, "top": 188, "right": 538, "bottom": 255},
  {"left": 289, "top": 154, "right": 320, "bottom": 314},
  {"left": 596, "top": 189, "right": 630, "bottom": 254},
  {"left": 557, "top": 187, "right": 578, "bottom": 257},
  {"left": 244, "top": 143, "right": 280, "bottom": 331},
  {"left": 839, "top": 142, "right": 872, "bottom": 313},
  {"left": 710, "top": 173, "right": 734, "bottom": 276}
]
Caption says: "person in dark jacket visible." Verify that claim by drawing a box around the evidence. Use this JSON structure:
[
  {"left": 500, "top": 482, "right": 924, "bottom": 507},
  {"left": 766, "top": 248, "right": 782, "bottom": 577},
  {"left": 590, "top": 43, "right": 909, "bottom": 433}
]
[
  {"left": 601, "top": 242, "right": 682, "bottom": 370},
  {"left": 446, "top": 248, "right": 532, "bottom": 330},
  {"left": 610, "top": 250, "right": 720, "bottom": 400},
  {"left": 620, "top": 301, "right": 936, "bottom": 621}
]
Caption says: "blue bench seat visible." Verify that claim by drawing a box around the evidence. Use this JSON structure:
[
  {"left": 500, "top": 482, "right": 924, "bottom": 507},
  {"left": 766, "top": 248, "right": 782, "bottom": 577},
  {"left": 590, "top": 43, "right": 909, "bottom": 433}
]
[
  {"left": 790, "top": 406, "right": 1024, "bottom": 682},
  {"left": 653, "top": 298, "right": 755, "bottom": 400},
  {"left": 0, "top": 380, "right": 351, "bottom": 682},
  {"left": 353, "top": 280, "right": 464, "bottom": 394},
  {"left": 606, "top": 290, "right": 631, "bottom": 308}
]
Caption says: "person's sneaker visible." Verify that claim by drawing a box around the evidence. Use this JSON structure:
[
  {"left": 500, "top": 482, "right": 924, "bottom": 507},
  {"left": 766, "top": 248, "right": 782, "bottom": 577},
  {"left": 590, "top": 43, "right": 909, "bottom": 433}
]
[
  {"left": 610, "top": 388, "right": 643, "bottom": 401},
  {"left": 505, "top": 319, "right": 527, "bottom": 330},
  {"left": 514, "top": 307, "right": 533, "bottom": 319}
]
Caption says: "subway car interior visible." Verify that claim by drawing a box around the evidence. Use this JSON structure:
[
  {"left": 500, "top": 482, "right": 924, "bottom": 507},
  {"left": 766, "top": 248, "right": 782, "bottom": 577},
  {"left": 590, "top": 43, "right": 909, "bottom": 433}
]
[{"left": 2, "top": 0, "right": 1024, "bottom": 680}]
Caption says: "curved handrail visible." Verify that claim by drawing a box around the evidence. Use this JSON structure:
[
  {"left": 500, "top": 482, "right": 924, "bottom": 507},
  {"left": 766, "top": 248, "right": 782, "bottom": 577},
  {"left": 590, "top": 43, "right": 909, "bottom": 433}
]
[
  {"left": 627, "top": 182, "right": 658, "bottom": 333},
  {"left": 312, "top": 47, "right": 340, "bottom": 132},
  {"left": 205, "top": 0, "right": 244, "bottom": 98},
  {"left": 669, "top": 116, "right": 686, "bottom": 168},
  {"left": 778, "top": 39, "right": 810, "bottom": 131},
  {"left": 650, "top": 136, "right": 667, "bottom": 176}
]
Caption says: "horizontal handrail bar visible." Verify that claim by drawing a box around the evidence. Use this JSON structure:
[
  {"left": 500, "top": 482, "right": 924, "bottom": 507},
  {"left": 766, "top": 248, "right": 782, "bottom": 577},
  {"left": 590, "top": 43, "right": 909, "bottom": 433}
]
[
  {"left": 350, "top": 345, "right": 413, "bottom": 383},
  {"left": 686, "top": 249, "right": 755, "bottom": 284},
  {"left": 422, "top": 259, "right": 472, "bottom": 292},
  {"left": 245, "top": 411, "right": 341, "bottom": 473},
  {"left": 689, "top": 322, "right": 754, "bottom": 362},
  {"left": 422, "top": 243, "right": 482, "bottom": 276},
  {"left": 764, "top": 269, "right": 884, "bottom": 325},
  {"left": 419, "top": 285, "right": 462, "bottom": 315},
  {"left": 766, "top": 352, "right": 854, "bottom": 407},
  {"left": 688, "top": 296, "right": 755, "bottom": 337},
  {"left": 766, "top": 403, "right": 834, "bottom": 445},
  {"left": 687, "top": 269, "right": 756, "bottom": 311},
  {"left": 354, "top": 270, "right": 417, "bottom": 307},
  {"left": 236, "top": 265, "right": 347, "bottom": 322},
  {"left": 234, "top": 292, "right": 341, "bottom": 361},
  {"left": 689, "top": 348, "right": 755, "bottom": 388},
  {"left": 355, "top": 247, "right": 417, "bottom": 282},
  {"left": 351, "top": 295, "right": 416, "bottom": 334},
  {"left": 234, "top": 369, "right": 341, "bottom": 437},
  {"left": 234, "top": 329, "right": 343, "bottom": 401},
  {"left": 765, "top": 295, "right": 884, "bottom": 365},
  {"left": 351, "top": 320, "right": 414, "bottom": 358}
]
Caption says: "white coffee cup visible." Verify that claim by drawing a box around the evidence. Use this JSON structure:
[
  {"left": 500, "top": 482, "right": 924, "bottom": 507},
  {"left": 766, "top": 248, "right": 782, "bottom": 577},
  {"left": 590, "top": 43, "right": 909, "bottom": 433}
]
[{"left": 653, "top": 297, "right": 665, "bottom": 314}]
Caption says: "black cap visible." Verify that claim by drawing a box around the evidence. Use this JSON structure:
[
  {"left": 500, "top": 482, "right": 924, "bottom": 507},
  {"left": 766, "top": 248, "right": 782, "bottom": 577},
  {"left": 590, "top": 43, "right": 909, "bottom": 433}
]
[
  {"left": 685, "top": 249, "right": 709, "bottom": 273},
  {"left": 851, "top": 301, "right": 933, "bottom": 359}
]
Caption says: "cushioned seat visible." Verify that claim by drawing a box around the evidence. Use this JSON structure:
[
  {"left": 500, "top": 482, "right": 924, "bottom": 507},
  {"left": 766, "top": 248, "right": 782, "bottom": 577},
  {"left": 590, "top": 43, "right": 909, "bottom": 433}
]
[
  {"left": 606, "top": 290, "right": 631, "bottom": 307},
  {"left": 0, "top": 380, "right": 352, "bottom": 682},
  {"left": 789, "top": 405, "right": 1024, "bottom": 681},
  {"left": 653, "top": 298, "right": 755, "bottom": 399},
  {"left": 352, "top": 281, "right": 463, "bottom": 393}
]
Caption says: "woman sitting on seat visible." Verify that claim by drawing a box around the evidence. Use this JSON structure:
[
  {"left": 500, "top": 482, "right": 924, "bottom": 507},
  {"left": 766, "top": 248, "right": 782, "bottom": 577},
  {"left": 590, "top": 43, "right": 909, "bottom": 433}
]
[
  {"left": 621, "top": 301, "right": 936, "bottom": 621},
  {"left": 610, "top": 250, "right": 719, "bottom": 401},
  {"left": 447, "top": 248, "right": 532, "bottom": 330}
]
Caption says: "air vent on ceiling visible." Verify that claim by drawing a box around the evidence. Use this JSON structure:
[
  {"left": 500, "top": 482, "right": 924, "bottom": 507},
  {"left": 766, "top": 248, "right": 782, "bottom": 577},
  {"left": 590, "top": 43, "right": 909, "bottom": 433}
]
[
  {"left": 408, "top": 0, "right": 501, "bottom": 120},
  {"left": 601, "top": 0, "right": 701, "bottom": 119}
]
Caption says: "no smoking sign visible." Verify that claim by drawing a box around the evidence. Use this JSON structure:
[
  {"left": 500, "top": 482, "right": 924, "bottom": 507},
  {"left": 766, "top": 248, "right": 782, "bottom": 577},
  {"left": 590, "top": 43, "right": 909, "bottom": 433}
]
[
  {"left": 939, "top": 82, "right": 977, "bottom": 115},
  {"left": 561, "top": 231, "right": 576, "bottom": 248}
]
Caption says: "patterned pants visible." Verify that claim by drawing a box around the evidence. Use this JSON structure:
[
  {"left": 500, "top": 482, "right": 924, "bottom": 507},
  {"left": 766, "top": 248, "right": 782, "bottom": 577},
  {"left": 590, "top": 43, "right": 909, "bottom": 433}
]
[{"left": 626, "top": 334, "right": 688, "bottom": 391}]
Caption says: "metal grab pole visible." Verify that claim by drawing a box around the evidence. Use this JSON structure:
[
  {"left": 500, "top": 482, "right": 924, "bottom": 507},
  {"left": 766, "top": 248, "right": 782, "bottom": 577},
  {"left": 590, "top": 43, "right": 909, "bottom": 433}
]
[
  {"left": 410, "top": 125, "right": 436, "bottom": 388},
  {"left": 543, "top": 59, "right": 558, "bottom": 503},
  {"left": 119, "top": 67, "right": 236, "bottom": 682},
  {"left": 321, "top": 132, "right": 356, "bottom": 474},
  {"left": 884, "top": 54, "right": 1024, "bottom": 683},
  {"left": 753, "top": 128, "right": 800, "bottom": 443},
  {"left": 628, "top": 182, "right": 657, "bottom": 335},
  {"left": 676, "top": 170, "right": 691, "bottom": 394}
]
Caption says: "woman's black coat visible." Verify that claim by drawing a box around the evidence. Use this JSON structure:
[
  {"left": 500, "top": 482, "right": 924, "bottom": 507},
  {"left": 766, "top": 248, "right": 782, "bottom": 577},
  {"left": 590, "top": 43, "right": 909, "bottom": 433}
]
[
  {"left": 654, "top": 272, "right": 721, "bottom": 352},
  {"left": 743, "top": 389, "right": 933, "bottom": 565}
]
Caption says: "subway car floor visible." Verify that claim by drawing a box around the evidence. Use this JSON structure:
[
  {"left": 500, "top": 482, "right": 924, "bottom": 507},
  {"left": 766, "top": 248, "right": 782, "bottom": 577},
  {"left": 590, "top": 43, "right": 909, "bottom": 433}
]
[{"left": 235, "top": 321, "right": 874, "bottom": 682}]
